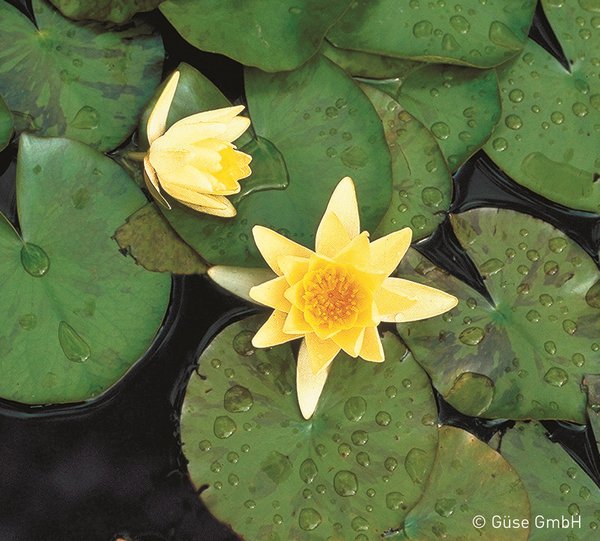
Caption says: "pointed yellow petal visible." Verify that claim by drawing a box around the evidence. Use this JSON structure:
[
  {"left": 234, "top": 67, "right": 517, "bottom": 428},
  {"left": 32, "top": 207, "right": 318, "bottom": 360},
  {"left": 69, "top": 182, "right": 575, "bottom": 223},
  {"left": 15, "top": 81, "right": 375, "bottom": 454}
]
[
  {"left": 380, "top": 277, "right": 458, "bottom": 322},
  {"left": 333, "top": 232, "right": 376, "bottom": 274},
  {"left": 320, "top": 176, "right": 360, "bottom": 239},
  {"left": 375, "top": 284, "right": 418, "bottom": 321},
  {"left": 252, "top": 226, "right": 313, "bottom": 275},
  {"left": 297, "top": 339, "right": 332, "bottom": 419},
  {"left": 370, "top": 228, "right": 412, "bottom": 276},
  {"left": 332, "top": 327, "right": 365, "bottom": 357},
  {"left": 171, "top": 104, "right": 246, "bottom": 127},
  {"left": 249, "top": 276, "right": 291, "bottom": 312},
  {"left": 163, "top": 185, "right": 228, "bottom": 209},
  {"left": 283, "top": 305, "right": 313, "bottom": 334},
  {"left": 143, "top": 157, "right": 171, "bottom": 209},
  {"left": 305, "top": 333, "right": 341, "bottom": 374},
  {"left": 359, "top": 326, "right": 384, "bottom": 362},
  {"left": 147, "top": 70, "right": 180, "bottom": 145},
  {"left": 278, "top": 255, "right": 309, "bottom": 285},
  {"left": 252, "top": 311, "right": 297, "bottom": 348},
  {"left": 315, "top": 210, "right": 351, "bottom": 258},
  {"left": 208, "top": 266, "right": 276, "bottom": 303},
  {"left": 178, "top": 196, "right": 237, "bottom": 217}
]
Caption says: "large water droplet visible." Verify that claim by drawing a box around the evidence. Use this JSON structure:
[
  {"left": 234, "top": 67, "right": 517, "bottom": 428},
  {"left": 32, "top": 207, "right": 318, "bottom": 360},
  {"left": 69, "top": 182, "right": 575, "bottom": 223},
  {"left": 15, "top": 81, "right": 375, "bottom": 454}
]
[
  {"left": 58, "top": 321, "right": 90, "bottom": 363},
  {"left": 224, "top": 385, "right": 254, "bottom": 412},
  {"left": 449, "top": 15, "right": 470, "bottom": 34},
  {"left": 447, "top": 372, "right": 494, "bottom": 416},
  {"left": 21, "top": 243, "right": 50, "bottom": 277},
  {"left": 334, "top": 470, "right": 358, "bottom": 496},
  {"left": 386, "top": 492, "right": 405, "bottom": 510},
  {"left": 489, "top": 21, "right": 524, "bottom": 50},
  {"left": 458, "top": 326, "right": 485, "bottom": 346},
  {"left": 431, "top": 122, "right": 450, "bottom": 140},
  {"left": 435, "top": 497, "right": 457, "bottom": 517},
  {"left": 480, "top": 258, "right": 504, "bottom": 276},
  {"left": 233, "top": 330, "right": 255, "bottom": 356},
  {"left": 351, "top": 516, "right": 369, "bottom": 532},
  {"left": 351, "top": 430, "right": 368, "bottom": 446},
  {"left": 413, "top": 20, "right": 433, "bottom": 37},
  {"left": 376, "top": 411, "right": 392, "bottom": 426},
  {"left": 213, "top": 415, "right": 237, "bottom": 439},
  {"left": 344, "top": 396, "right": 367, "bottom": 421},
  {"left": 71, "top": 106, "right": 99, "bottom": 130},
  {"left": 19, "top": 313, "right": 37, "bottom": 330},
  {"left": 421, "top": 187, "right": 444, "bottom": 207},
  {"left": 544, "top": 367, "right": 569, "bottom": 387},
  {"left": 384, "top": 457, "right": 398, "bottom": 472},
  {"left": 405, "top": 448, "right": 429, "bottom": 484},
  {"left": 585, "top": 279, "right": 600, "bottom": 308},
  {"left": 356, "top": 451, "right": 370, "bottom": 467},
  {"left": 300, "top": 458, "right": 318, "bottom": 484},
  {"left": 298, "top": 508, "right": 321, "bottom": 531}
]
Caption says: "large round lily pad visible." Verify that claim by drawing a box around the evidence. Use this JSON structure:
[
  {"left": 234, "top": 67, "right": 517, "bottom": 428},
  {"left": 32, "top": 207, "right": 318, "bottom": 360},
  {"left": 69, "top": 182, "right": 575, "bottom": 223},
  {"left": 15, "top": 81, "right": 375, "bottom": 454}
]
[
  {"left": 399, "top": 426, "right": 529, "bottom": 540},
  {"left": 0, "top": 0, "right": 164, "bottom": 152},
  {"left": 49, "top": 0, "right": 161, "bottom": 23},
  {"left": 484, "top": 1, "right": 600, "bottom": 213},
  {"left": 160, "top": 0, "right": 351, "bottom": 72},
  {"left": 328, "top": 0, "right": 536, "bottom": 69},
  {"left": 358, "top": 83, "right": 452, "bottom": 242},
  {"left": 0, "top": 94, "right": 13, "bottom": 151},
  {"left": 498, "top": 422, "right": 600, "bottom": 539},
  {"left": 181, "top": 315, "right": 439, "bottom": 541},
  {"left": 0, "top": 135, "right": 170, "bottom": 404},
  {"left": 153, "top": 56, "right": 391, "bottom": 267},
  {"left": 396, "top": 208, "right": 600, "bottom": 422}
]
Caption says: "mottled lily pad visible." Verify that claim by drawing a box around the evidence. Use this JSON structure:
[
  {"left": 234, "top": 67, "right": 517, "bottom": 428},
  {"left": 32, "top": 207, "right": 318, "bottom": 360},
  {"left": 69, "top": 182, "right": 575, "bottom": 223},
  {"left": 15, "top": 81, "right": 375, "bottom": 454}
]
[
  {"left": 484, "top": 1, "right": 600, "bottom": 212},
  {"left": 399, "top": 426, "right": 529, "bottom": 540},
  {"left": 498, "top": 422, "right": 600, "bottom": 539},
  {"left": 0, "top": 95, "right": 13, "bottom": 151},
  {"left": 113, "top": 203, "right": 207, "bottom": 275},
  {"left": 160, "top": 0, "right": 351, "bottom": 72},
  {"left": 181, "top": 315, "right": 439, "bottom": 541},
  {"left": 396, "top": 208, "right": 600, "bottom": 422},
  {"left": 0, "top": 135, "right": 170, "bottom": 404},
  {"left": 328, "top": 0, "right": 536, "bottom": 69},
  {"left": 358, "top": 84, "right": 452, "bottom": 242},
  {"left": 150, "top": 57, "right": 391, "bottom": 267},
  {"left": 0, "top": 0, "right": 163, "bottom": 152},
  {"left": 49, "top": 0, "right": 160, "bottom": 23}
]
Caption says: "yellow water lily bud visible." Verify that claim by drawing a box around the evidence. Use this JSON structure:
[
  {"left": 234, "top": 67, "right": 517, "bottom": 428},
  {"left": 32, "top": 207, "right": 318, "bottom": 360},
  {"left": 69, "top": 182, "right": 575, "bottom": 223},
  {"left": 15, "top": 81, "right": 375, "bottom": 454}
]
[
  {"left": 248, "top": 177, "right": 459, "bottom": 419},
  {"left": 144, "top": 70, "right": 252, "bottom": 217}
]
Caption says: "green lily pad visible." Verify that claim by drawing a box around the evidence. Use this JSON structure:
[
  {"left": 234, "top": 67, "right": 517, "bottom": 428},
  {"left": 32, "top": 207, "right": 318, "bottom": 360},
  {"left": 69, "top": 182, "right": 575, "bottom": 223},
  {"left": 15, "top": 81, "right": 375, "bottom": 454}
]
[
  {"left": 498, "top": 422, "right": 600, "bottom": 538},
  {"left": 399, "top": 426, "right": 529, "bottom": 540},
  {"left": 156, "top": 56, "right": 391, "bottom": 267},
  {"left": 484, "top": 0, "right": 600, "bottom": 212},
  {"left": 0, "top": 135, "right": 170, "bottom": 404},
  {"left": 358, "top": 83, "right": 451, "bottom": 242},
  {"left": 160, "top": 0, "right": 352, "bottom": 72},
  {"left": 322, "top": 40, "right": 420, "bottom": 79},
  {"left": 395, "top": 64, "right": 501, "bottom": 170},
  {"left": 396, "top": 208, "right": 600, "bottom": 422},
  {"left": 328, "top": 0, "right": 536, "bottom": 69},
  {"left": 181, "top": 315, "right": 439, "bottom": 541},
  {"left": 49, "top": 0, "right": 161, "bottom": 23},
  {"left": 113, "top": 203, "right": 207, "bottom": 275},
  {"left": 0, "top": 95, "right": 13, "bottom": 151},
  {"left": 0, "top": 0, "right": 164, "bottom": 152}
]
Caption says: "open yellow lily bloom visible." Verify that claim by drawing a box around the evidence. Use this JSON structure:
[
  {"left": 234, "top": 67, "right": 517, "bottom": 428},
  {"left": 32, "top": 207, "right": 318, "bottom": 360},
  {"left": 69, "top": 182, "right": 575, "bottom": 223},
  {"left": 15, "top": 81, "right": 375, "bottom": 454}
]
[
  {"left": 248, "top": 177, "right": 458, "bottom": 418},
  {"left": 144, "top": 70, "right": 252, "bottom": 217}
]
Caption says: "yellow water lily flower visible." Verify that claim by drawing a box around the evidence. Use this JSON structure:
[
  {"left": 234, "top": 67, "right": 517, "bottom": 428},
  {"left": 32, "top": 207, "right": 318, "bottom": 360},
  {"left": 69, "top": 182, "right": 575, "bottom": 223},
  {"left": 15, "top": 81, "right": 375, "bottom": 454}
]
[
  {"left": 248, "top": 177, "right": 458, "bottom": 419},
  {"left": 144, "top": 70, "right": 252, "bottom": 217}
]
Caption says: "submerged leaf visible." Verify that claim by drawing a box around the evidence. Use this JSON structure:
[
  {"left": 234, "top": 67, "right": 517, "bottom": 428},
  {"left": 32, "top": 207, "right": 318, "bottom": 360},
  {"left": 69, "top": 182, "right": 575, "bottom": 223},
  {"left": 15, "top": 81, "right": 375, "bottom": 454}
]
[{"left": 49, "top": 0, "right": 160, "bottom": 23}]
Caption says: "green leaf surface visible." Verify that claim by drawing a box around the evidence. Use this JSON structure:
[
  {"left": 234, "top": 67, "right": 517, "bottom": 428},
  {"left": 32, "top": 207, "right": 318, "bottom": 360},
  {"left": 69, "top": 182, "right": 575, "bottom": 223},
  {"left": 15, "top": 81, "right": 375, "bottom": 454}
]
[
  {"left": 160, "top": 56, "right": 391, "bottom": 267},
  {"left": 328, "top": 0, "right": 536, "bottom": 69},
  {"left": 396, "top": 64, "right": 501, "bottom": 170},
  {"left": 160, "top": 0, "right": 352, "bottom": 72},
  {"left": 358, "top": 83, "right": 451, "bottom": 242},
  {"left": 0, "top": 0, "right": 164, "bottom": 152},
  {"left": 399, "top": 426, "right": 529, "bottom": 540},
  {"left": 396, "top": 208, "right": 600, "bottom": 422},
  {"left": 181, "top": 316, "right": 439, "bottom": 541},
  {"left": 484, "top": 1, "right": 600, "bottom": 212},
  {"left": 49, "top": 0, "right": 160, "bottom": 23},
  {"left": 0, "top": 94, "right": 13, "bottom": 151},
  {"left": 498, "top": 422, "right": 600, "bottom": 539},
  {"left": 113, "top": 203, "right": 207, "bottom": 274},
  {"left": 0, "top": 135, "right": 170, "bottom": 404}
]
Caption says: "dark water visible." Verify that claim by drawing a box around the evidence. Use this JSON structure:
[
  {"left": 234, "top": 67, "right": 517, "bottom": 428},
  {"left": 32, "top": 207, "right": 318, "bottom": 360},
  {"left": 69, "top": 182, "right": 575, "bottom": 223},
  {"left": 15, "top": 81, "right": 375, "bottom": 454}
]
[{"left": 1, "top": 3, "right": 599, "bottom": 540}]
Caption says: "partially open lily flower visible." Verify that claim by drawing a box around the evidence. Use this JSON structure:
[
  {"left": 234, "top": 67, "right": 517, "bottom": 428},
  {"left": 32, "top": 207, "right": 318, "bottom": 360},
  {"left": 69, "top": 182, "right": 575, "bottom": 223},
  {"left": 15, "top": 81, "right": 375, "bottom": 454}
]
[
  {"left": 144, "top": 70, "right": 252, "bottom": 217},
  {"left": 247, "top": 177, "right": 458, "bottom": 419}
]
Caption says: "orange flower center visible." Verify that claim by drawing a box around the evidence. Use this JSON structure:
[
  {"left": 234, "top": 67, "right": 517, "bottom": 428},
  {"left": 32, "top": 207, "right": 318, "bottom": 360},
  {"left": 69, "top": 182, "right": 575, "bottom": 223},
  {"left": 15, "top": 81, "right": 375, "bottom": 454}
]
[{"left": 302, "top": 264, "right": 364, "bottom": 330}]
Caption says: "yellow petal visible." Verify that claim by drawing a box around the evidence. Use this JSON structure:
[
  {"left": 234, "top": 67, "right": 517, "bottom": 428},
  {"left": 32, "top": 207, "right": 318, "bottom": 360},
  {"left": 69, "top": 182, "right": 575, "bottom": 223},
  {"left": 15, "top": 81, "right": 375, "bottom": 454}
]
[
  {"left": 305, "top": 333, "right": 341, "bottom": 374},
  {"left": 147, "top": 70, "right": 180, "bottom": 145},
  {"left": 319, "top": 176, "right": 360, "bottom": 239},
  {"left": 249, "top": 276, "right": 291, "bottom": 312},
  {"left": 208, "top": 266, "right": 276, "bottom": 303},
  {"left": 171, "top": 104, "right": 246, "bottom": 127},
  {"left": 333, "top": 232, "right": 370, "bottom": 267},
  {"left": 297, "top": 339, "right": 332, "bottom": 419},
  {"left": 178, "top": 196, "right": 237, "bottom": 217},
  {"left": 278, "top": 255, "right": 310, "bottom": 285},
  {"left": 283, "top": 306, "right": 313, "bottom": 334},
  {"left": 374, "top": 284, "right": 418, "bottom": 321},
  {"left": 143, "top": 157, "right": 171, "bottom": 209},
  {"left": 332, "top": 326, "right": 365, "bottom": 357},
  {"left": 359, "top": 326, "right": 384, "bottom": 362},
  {"left": 252, "top": 226, "right": 313, "bottom": 275},
  {"left": 315, "top": 210, "right": 351, "bottom": 258},
  {"left": 379, "top": 277, "right": 458, "bottom": 322},
  {"left": 163, "top": 185, "right": 229, "bottom": 209},
  {"left": 252, "top": 311, "right": 297, "bottom": 348},
  {"left": 369, "top": 228, "right": 412, "bottom": 276}
]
